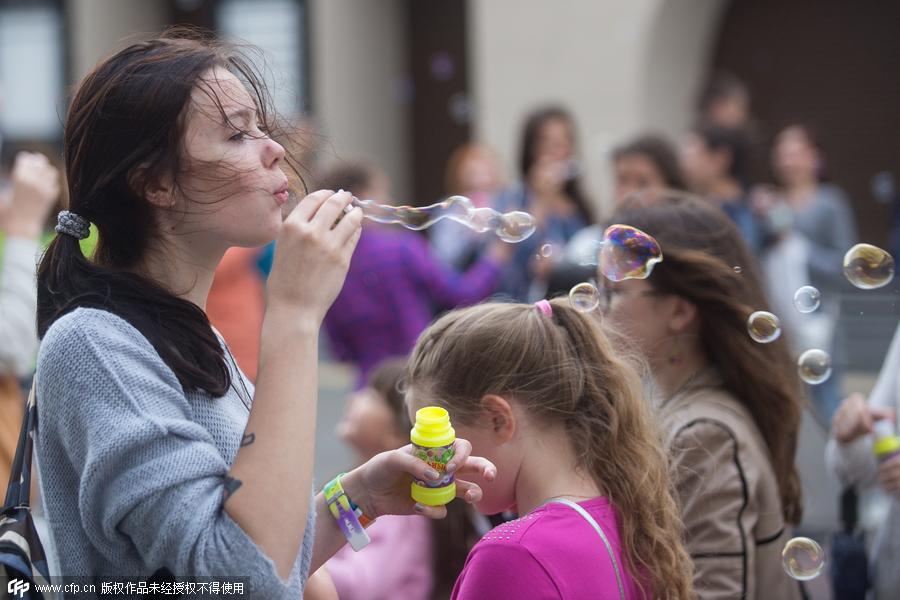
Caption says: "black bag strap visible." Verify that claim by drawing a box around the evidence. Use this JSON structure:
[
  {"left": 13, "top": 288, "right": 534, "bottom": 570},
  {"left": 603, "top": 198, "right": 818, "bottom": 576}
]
[
  {"left": 4, "top": 385, "right": 37, "bottom": 510},
  {"left": 840, "top": 486, "right": 859, "bottom": 534}
]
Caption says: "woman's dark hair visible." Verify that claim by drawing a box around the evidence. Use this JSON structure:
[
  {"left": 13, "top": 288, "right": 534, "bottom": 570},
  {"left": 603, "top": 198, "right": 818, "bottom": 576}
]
[
  {"left": 612, "top": 134, "right": 687, "bottom": 191},
  {"left": 37, "top": 28, "right": 297, "bottom": 396},
  {"left": 609, "top": 192, "right": 804, "bottom": 524},
  {"left": 698, "top": 71, "right": 749, "bottom": 114},
  {"left": 691, "top": 121, "right": 751, "bottom": 187},
  {"left": 518, "top": 105, "right": 593, "bottom": 224}
]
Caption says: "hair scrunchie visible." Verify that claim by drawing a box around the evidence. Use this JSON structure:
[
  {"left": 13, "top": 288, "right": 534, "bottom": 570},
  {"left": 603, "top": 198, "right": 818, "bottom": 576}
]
[{"left": 55, "top": 210, "right": 91, "bottom": 240}]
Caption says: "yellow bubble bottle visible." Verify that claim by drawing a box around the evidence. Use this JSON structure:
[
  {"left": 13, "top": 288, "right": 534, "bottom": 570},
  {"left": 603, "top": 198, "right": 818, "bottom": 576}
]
[{"left": 410, "top": 407, "right": 457, "bottom": 506}]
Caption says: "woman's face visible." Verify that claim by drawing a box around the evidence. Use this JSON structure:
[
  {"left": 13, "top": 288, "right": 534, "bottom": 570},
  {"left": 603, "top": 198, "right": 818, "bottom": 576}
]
[
  {"left": 772, "top": 127, "right": 819, "bottom": 186},
  {"left": 533, "top": 117, "right": 575, "bottom": 165},
  {"left": 602, "top": 278, "right": 675, "bottom": 366},
  {"left": 613, "top": 153, "right": 667, "bottom": 203},
  {"left": 168, "top": 67, "right": 288, "bottom": 251}
]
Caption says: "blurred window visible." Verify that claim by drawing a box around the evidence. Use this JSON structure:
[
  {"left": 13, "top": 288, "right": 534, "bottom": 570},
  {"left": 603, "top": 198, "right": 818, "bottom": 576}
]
[
  {"left": 216, "top": 0, "right": 308, "bottom": 118},
  {"left": 0, "top": 1, "right": 64, "bottom": 142}
]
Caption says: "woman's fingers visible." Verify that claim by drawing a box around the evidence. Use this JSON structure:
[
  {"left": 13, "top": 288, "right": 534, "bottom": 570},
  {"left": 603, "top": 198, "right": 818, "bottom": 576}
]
[
  {"left": 292, "top": 189, "right": 334, "bottom": 221},
  {"left": 454, "top": 478, "right": 483, "bottom": 504},
  {"left": 445, "top": 438, "right": 472, "bottom": 474},
  {"left": 334, "top": 205, "right": 363, "bottom": 246},
  {"left": 311, "top": 190, "right": 354, "bottom": 229},
  {"left": 413, "top": 503, "right": 448, "bottom": 519},
  {"left": 453, "top": 456, "right": 497, "bottom": 482}
]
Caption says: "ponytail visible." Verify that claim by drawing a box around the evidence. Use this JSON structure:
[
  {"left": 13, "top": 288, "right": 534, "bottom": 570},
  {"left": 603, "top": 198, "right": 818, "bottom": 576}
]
[
  {"left": 37, "top": 228, "right": 229, "bottom": 396},
  {"left": 549, "top": 299, "right": 694, "bottom": 599}
]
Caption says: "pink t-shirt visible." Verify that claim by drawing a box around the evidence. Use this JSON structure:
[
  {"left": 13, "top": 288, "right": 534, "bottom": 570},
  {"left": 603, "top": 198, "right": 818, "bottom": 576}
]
[
  {"left": 326, "top": 514, "right": 433, "bottom": 600},
  {"left": 451, "top": 498, "right": 644, "bottom": 600}
]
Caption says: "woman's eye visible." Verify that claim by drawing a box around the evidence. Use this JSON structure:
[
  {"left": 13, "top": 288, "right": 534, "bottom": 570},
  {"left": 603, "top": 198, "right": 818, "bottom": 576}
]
[{"left": 229, "top": 131, "right": 247, "bottom": 142}]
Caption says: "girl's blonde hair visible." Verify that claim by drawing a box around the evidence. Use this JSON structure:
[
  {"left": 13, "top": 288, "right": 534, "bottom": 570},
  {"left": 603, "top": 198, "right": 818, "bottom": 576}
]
[{"left": 406, "top": 299, "right": 694, "bottom": 599}]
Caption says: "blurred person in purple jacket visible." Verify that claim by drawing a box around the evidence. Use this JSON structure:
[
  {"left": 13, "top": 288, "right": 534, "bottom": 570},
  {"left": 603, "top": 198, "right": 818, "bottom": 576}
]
[{"left": 320, "top": 162, "right": 512, "bottom": 387}]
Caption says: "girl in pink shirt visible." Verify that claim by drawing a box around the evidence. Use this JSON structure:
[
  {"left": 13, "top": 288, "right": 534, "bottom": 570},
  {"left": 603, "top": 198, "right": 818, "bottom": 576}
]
[{"left": 405, "top": 299, "right": 695, "bottom": 599}]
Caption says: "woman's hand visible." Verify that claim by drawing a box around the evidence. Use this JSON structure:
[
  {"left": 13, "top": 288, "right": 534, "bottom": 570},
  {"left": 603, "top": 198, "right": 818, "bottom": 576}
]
[
  {"left": 341, "top": 438, "right": 496, "bottom": 519},
  {"left": 265, "top": 189, "right": 363, "bottom": 326},
  {"left": 832, "top": 393, "right": 894, "bottom": 444},
  {"left": 0, "top": 152, "right": 61, "bottom": 239}
]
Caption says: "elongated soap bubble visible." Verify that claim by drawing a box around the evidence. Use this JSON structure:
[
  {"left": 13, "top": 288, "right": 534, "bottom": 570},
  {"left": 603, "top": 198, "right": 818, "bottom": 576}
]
[
  {"left": 597, "top": 225, "right": 663, "bottom": 282},
  {"left": 843, "top": 243, "right": 895, "bottom": 289},
  {"left": 782, "top": 537, "right": 825, "bottom": 581},
  {"left": 348, "top": 195, "right": 536, "bottom": 243}
]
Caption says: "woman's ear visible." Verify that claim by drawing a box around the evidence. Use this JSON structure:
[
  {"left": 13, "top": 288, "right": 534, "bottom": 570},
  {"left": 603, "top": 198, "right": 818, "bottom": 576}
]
[
  {"left": 667, "top": 295, "right": 698, "bottom": 335},
  {"left": 129, "top": 163, "right": 175, "bottom": 208},
  {"left": 480, "top": 394, "right": 516, "bottom": 444}
]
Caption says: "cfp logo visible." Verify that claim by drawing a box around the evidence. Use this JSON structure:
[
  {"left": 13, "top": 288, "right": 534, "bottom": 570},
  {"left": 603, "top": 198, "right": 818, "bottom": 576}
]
[{"left": 7, "top": 578, "right": 30, "bottom": 598}]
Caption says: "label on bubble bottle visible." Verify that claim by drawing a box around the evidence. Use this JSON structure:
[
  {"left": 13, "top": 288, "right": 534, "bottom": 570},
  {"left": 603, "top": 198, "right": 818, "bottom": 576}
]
[{"left": 410, "top": 407, "right": 457, "bottom": 506}]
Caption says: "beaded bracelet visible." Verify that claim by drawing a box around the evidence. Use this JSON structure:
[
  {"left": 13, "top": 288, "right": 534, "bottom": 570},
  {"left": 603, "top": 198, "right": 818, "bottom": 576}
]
[{"left": 323, "top": 474, "right": 374, "bottom": 551}]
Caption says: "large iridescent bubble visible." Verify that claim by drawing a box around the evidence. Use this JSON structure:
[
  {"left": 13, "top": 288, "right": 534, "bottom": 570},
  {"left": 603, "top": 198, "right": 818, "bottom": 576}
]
[
  {"left": 348, "top": 195, "right": 536, "bottom": 243},
  {"left": 597, "top": 225, "right": 663, "bottom": 282}
]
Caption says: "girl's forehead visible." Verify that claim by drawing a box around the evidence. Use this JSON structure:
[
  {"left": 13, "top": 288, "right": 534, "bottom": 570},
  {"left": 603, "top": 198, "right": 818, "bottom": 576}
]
[{"left": 188, "top": 68, "right": 255, "bottom": 122}]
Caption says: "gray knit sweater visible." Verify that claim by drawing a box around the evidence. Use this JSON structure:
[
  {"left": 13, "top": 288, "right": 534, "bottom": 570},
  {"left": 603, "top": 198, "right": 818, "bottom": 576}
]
[{"left": 34, "top": 307, "right": 314, "bottom": 598}]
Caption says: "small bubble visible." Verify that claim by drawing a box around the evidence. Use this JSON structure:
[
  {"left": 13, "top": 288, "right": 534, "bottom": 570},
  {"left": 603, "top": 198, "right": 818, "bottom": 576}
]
[
  {"left": 598, "top": 225, "right": 663, "bottom": 282},
  {"left": 782, "top": 537, "right": 825, "bottom": 581},
  {"left": 798, "top": 349, "right": 832, "bottom": 385},
  {"left": 569, "top": 282, "right": 601, "bottom": 312},
  {"left": 733, "top": 266, "right": 742, "bottom": 274},
  {"left": 747, "top": 311, "right": 781, "bottom": 343},
  {"left": 793, "top": 286, "right": 821, "bottom": 313},
  {"left": 540, "top": 243, "right": 554, "bottom": 258},
  {"left": 429, "top": 52, "right": 455, "bottom": 81},
  {"left": 843, "top": 243, "right": 895, "bottom": 289}
]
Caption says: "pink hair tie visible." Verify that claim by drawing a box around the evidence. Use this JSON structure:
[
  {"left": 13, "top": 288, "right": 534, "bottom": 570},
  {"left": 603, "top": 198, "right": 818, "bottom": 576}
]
[{"left": 534, "top": 300, "right": 553, "bottom": 317}]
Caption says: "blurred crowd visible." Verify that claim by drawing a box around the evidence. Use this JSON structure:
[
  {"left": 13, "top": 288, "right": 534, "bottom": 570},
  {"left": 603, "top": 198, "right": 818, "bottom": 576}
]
[{"left": 3, "top": 55, "right": 900, "bottom": 600}]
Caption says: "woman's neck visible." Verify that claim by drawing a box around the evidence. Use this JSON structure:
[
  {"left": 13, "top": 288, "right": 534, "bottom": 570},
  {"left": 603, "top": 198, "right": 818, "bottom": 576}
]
[
  {"left": 785, "top": 180, "right": 818, "bottom": 205},
  {"left": 652, "top": 334, "right": 710, "bottom": 400},
  {"left": 513, "top": 425, "right": 603, "bottom": 516},
  {"left": 139, "top": 238, "right": 223, "bottom": 310}
]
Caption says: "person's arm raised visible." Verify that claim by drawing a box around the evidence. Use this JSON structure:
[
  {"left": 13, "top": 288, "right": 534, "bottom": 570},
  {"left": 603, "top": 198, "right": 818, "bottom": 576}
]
[{"left": 224, "top": 189, "right": 362, "bottom": 581}]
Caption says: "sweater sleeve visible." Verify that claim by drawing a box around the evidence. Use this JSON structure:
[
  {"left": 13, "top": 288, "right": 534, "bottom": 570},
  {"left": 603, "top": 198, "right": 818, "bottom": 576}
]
[
  {"left": 36, "top": 309, "right": 312, "bottom": 598},
  {"left": 0, "top": 237, "right": 40, "bottom": 377},
  {"left": 805, "top": 187, "right": 858, "bottom": 285},
  {"left": 670, "top": 420, "right": 752, "bottom": 600}
]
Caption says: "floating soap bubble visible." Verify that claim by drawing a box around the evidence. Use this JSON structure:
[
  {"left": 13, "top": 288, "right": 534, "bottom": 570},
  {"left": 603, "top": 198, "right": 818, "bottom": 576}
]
[
  {"left": 348, "top": 195, "right": 536, "bottom": 242},
  {"left": 747, "top": 311, "right": 781, "bottom": 343},
  {"left": 569, "top": 282, "right": 601, "bottom": 312},
  {"left": 793, "top": 286, "right": 821, "bottom": 313},
  {"left": 782, "top": 537, "right": 825, "bottom": 581},
  {"left": 798, "top": 349, "right": 832, "bottom": 385},
  {"left": 733, "top": 266, "right": 743, "bottom": 274},
  {"left": 539, "top": 244, "right": 554, "bottom": 258},
  {"left": 598, "top": 225, "right": 663, "bottom": 282},
  {"left": 843, "top": 243, "right": 895, "bottom": 289}
]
